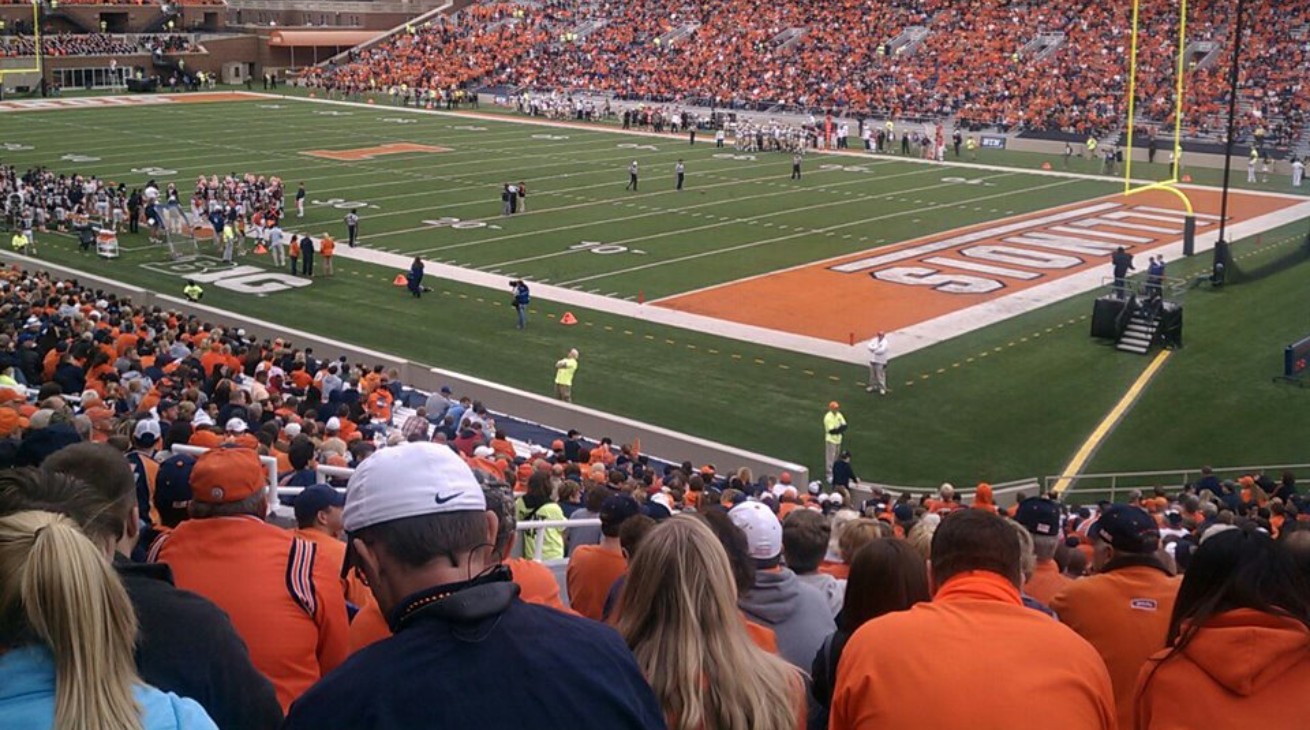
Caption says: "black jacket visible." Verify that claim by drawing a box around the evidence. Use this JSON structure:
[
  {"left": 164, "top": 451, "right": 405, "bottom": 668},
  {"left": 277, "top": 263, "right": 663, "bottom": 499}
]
[
  {"left": 115, "top": 555, "right": 283, "bottom": 730},
  {"left": 283, "top": 573, "right": 666, "bottom": 730}
]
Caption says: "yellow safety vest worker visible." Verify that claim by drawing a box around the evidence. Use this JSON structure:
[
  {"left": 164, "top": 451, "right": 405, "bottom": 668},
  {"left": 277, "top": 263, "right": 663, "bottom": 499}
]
[
  {"left": 183, "top": 283, "right": 203, "bottom": 301},
  {"left": 10, "top": 233, "right": 26, "bottom": 251},
  {"left": 823, "top": 410, "right": 846, "bottom": 445},
  {"left": 1087, "top": 137, "right": 1098, "bottom": 152},
  {"left": 555, "top": 357, "right": 578, "bottom": 386}
]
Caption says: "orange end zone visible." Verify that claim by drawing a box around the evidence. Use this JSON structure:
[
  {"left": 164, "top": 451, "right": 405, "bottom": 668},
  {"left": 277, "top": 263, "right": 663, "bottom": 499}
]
[
  {"left": 657, "top": 189, "right": 1299, "bottom": 344},
  {"left": 302, "top": 143, "right": 451, "bottom": 161}
]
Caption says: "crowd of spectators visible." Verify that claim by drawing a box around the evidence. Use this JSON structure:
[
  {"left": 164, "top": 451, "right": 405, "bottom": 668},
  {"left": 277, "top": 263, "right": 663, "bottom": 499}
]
[
  {"left": 0, "top": 32, "right": 197, "bottom": 58},
  {"left": 306, "top": 0, "right": 1310, "bottom": 145},
  {"left": 0, "top": 257, "right": 1306, "bottom": 727}
]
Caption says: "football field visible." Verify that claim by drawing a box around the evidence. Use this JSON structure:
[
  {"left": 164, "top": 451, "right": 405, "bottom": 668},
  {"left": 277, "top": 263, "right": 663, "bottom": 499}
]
[{"left": 3, "top": 91, "right": 1309, "bottom": 488}]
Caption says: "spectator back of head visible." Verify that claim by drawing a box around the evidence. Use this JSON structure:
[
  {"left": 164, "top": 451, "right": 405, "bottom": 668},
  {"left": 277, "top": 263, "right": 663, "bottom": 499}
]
[{"left": 930, "top": 509, "right": 1022, "bottom": 590}]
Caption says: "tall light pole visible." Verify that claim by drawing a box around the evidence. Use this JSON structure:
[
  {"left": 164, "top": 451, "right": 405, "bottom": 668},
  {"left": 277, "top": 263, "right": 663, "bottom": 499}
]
[{"left": 1213, "top": 0, "right": 1249, "bottom": 284}]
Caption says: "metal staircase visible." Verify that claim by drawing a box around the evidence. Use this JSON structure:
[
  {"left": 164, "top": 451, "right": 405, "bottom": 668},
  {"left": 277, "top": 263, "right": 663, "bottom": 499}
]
[{"left": 1116, "top": 311, "right": 1160, "bottom": 354}]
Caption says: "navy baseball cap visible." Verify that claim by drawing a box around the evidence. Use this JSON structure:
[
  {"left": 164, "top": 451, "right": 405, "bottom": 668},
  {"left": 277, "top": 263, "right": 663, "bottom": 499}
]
[
  {"left": 155, "top": 453, "right": 196, "bottom": 511},
  {"left": 1015, "top": 497, "right": 1061, "bottom": 536},
  {"left": 1091, "top": 505, "right": 1160, "bottom": 553},
  {"left": 600, "top": 494, "right": 641, "bottom": 527},
  {"left": 294, "top": 484, "right": 346, "bottom": 525}
]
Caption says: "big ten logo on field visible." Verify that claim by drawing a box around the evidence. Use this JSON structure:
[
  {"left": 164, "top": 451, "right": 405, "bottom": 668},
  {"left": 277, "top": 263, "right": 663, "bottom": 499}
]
[
  {"left": 941, "top": 177, "right": 995, "bottom": 186},
  {"left": 378, "top": 117, "right": 417, "bottom": 124},
  {"left": 531, "top": 134, "right": 570, "bottom": 141},
  {"left": 617, "top": 143, "right": 659, "bottom": 151},
  {"left": 143, "top": 256, "right": 311, "bottom": 296},
  {"left": 61, "top": 153, "right": 101, "bottom": 163},
  {"left": 302, "top": 142, "right": 451, "bottom": 161},
  {"left": 1, "top": 143, "right": 34, "bottom": 151},
  {"left": 452, "top": 125, "right": 487, "bottom": 131},
  {"left": 819, "top": 164, "right": 872, "bottom": 173},
  {"left": 830, "top": 202, "right": 1221, "bottom": 294},
  {"left": 132, "top": 167, "right": 177, "bottom": 177},
  {"left": 713, "top": 153, "right": 757, "bottom": 161},
  {"left": 312, "top": 197, "right": 379, "bottom": 210}
]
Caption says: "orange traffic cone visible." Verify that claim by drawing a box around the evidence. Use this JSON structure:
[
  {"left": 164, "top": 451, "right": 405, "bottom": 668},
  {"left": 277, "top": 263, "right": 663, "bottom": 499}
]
[
  {"left": 1041, "top": 161, "right": 1052, "bottom": 170},
  {"left": 560, "top": 312, "right": 578, "bottom": 326},
  {"left": 1181, "top": 174, "right": 1192, "bottom": 183},
  {"left": 253, "top": 243, "right": 268, "bottom": 255},
  {"left": 393, "top": 273, "right": 408, "bottom": 286}
]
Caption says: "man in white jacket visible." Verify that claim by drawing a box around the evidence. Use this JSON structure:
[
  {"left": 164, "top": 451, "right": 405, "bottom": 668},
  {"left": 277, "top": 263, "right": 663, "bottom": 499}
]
[{"left": 866, "top": 332, "right": 890, "bottom": 395}]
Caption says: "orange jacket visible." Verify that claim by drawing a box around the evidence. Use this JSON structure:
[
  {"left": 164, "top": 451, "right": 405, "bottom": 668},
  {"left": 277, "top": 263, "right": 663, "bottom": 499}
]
[
  {"left": 1134, "top": 609, "right": 1310, "bottom": 730},
  {"left": 1051, "top": 564, "right": 1180, "bottom": 730},
  {"left": 831, "top": 571, "right": 1116, "bottom": 730},
  {"left": 347, "top": 558, "right": 575, "bottom": 654},
  {"left": 151, "top": 515, "right": 349, "bottom": 711},
  {"left": 293, "top": 527, "right": 371, "bottom": 608},
  {"left": 366, "top": 389, "right": 392, "bottom": 422},
  {"left": 1025, "top": 558, "right": 1073, "bottom": 606},
  {"left": 566, "top": 544, "right": 626, "bottom": 622}
]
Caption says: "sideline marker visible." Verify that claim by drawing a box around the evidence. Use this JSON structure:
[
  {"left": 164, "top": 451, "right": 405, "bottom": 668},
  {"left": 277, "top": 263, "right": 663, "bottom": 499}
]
[
  {"left": 392, "top": 273, "right": 407, "bottom": 286},
  {"left": 560, "top": 312, "right": 579, "bottom": 326}
]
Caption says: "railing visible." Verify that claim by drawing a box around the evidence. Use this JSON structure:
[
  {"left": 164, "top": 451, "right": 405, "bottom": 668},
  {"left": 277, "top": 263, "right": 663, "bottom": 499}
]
[
  {"left": 849, "top": 476, "right": 1041, "bottom": 511},
  {"left": 517, "top": 518, "right": 600, "bottom": 562},
  {"left": 312, "top": 0, "right": 454, "bottom": 68},
  {"left": 1043, "top": 463, "right": 1310, "bottom": 502}
]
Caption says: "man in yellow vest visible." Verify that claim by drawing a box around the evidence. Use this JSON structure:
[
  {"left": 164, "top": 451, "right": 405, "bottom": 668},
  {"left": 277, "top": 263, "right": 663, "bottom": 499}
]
[
  {"left": 1086, "top": 136, "right": 1098, "bottom": 160},
  {"left": 823, "top": 401, "right": 847, "bottom": 482},
  {"left": 554, "top": 348, "right": 579, "bottom": 402},
  {"left": 966, "top": 136, "right": 978, "bottom": 161},
  {"left": 10, "top": 231, "right": 28, "bottom": 254}
]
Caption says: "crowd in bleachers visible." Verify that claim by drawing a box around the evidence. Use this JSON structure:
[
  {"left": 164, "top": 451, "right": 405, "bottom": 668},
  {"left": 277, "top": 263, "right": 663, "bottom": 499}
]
[
  {"left": 306, "top": 0, "right": 1310, "bottom": 145},
  {"left": 0, "top": 32, "right": 197, "bottom": 58},
  {"left": 0, "top": 252, "right": 1306, "bottom": 727}
]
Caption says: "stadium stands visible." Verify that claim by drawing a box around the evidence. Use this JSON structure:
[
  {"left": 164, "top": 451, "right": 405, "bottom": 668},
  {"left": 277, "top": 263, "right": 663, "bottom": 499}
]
[
  {"left": 0, "top": 33, "right": 198, "bottom": 57},
  {"left": 306, "top": 0, "right": 1310, "bottom": 146}
]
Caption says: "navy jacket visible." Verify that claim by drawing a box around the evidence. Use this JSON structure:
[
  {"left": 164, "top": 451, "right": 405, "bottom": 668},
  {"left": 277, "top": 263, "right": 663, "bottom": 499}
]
[
  {"left": 283, "top": 575, "right": 666, "bottom": 730},
  {"left": 116, "top": 556, "right": 282, "bottom": 730}
]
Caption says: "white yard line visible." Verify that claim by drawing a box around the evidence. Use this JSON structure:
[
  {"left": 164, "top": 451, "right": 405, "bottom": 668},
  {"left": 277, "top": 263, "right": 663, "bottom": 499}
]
[{"left": 557, "top": 177, "right": 1074, "bottom": 286}]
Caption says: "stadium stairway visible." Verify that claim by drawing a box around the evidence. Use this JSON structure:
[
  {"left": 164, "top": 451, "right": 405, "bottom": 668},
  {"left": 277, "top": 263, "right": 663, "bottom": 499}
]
[{"left": 1116, "top": 311, "right": 1160, "bottom": 354}]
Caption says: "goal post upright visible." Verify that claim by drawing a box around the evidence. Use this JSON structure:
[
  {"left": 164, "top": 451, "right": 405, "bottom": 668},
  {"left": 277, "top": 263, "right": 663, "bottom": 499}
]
[
  {"left": 0, "top": 1, "right": 44, "bottom": 84},
  {"left": 1123, "top": 0, "right": 1198, "bottom": 253}
]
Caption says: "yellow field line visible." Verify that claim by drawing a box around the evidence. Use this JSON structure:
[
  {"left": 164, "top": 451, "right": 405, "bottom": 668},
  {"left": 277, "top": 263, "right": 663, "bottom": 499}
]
[{"left": 1052, "top": 349, "right": 1173, "bottom": 494}]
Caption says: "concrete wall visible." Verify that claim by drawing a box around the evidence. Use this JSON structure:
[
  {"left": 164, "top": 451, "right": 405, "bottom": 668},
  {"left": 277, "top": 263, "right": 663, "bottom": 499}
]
[{"left": 0, "top": 251, "right": 807, "bottom": 482}]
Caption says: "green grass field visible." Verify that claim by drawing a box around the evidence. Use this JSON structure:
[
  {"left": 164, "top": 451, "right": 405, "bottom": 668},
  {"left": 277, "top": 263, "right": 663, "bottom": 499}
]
[{"left": 2, "top": 93, "right": 1308, "bottom": 487}]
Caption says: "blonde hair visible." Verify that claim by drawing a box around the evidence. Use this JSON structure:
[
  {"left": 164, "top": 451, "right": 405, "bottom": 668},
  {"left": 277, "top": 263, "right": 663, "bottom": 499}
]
[
  {"left": 0, "top": 510, "right": 142, "bottom": 730},
  {"left": 618, "top": 515, "right": 801, "bottom": 730},
  {"left": 1008, "top": 519, "right": 1036, "bottom": 582}
]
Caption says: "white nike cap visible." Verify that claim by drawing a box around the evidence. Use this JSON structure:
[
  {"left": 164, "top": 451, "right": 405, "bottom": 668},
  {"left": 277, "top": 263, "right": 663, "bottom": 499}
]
[{"left": 343, "top": 442, "right": 486, "bottom": 533}]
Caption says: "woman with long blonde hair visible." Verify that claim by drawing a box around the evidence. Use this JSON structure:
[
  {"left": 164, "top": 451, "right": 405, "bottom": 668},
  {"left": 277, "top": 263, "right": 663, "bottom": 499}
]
[
  {"left": 618, "top": 514, "right": 803, "bottom": 730},
  {"left": 0, "top": 506, "right": 216, "bottom": 730}
]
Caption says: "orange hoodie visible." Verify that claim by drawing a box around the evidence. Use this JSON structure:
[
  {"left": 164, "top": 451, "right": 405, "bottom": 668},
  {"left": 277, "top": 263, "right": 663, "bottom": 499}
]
[
  {"left": 831, "top": 571, "right": 1116, "bottom": 730},
  {"left": 1134, "top": 609, "right": 1310, "bottom": 730},
  {"left": 1052, "top": 564, "right": 1180, "bottom": 730},
  {"left": 972, "top": 483, "right": 999, "bottom": 513}
]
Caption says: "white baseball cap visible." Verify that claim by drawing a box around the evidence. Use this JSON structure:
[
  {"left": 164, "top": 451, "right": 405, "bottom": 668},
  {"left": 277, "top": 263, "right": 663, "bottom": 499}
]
[
  {"left": 133, "top": 418, "right": 161, "bottom": 444},
  {"left": 326, "top": 417, "right": 341, "bottom": 432},
  {"left": 729, "top": 501, "right": 782, "bottom": 560},
  {"left": 343, "top": 442, "right": 485, "bottom": 533},
  {"left": 284, "top": 422, "right": 302, "bottom": 438},
  {"left": 225, "top": 418, "right": 248, "bottom": 433}
]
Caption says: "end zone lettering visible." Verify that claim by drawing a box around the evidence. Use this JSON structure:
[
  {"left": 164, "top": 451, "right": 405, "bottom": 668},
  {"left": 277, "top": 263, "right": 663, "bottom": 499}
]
[
  {"left": 144, "top": 256, "right": 311, "bottom": 295},
  {"left": 832, "top": 202, "right": 1221, "bottom": 294}
]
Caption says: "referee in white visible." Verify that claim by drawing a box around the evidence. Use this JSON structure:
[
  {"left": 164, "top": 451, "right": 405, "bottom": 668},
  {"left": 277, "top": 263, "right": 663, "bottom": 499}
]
[
  {"left": 675, "top": 159, "right": 685, "bottom": 191},
  {"left": 866, "top": 331, "right": 890, "bottom": 395}
]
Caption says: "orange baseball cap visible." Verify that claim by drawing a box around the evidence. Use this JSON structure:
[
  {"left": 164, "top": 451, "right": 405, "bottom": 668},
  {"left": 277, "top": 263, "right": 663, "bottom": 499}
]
[
  {"left": 191, "top": 447, "right": 265, "bottom": 504},
  {"left": 828, "top": 401, "right": 840, "bottom": 410},
  {"left": 0, "top": 387, "right": 24, "bottom": 405}
]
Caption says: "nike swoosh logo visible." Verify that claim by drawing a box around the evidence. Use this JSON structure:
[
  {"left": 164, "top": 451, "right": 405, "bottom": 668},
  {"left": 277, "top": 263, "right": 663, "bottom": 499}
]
[{"left": 433, "top": 493, "right": 459, "bottom": 505}]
